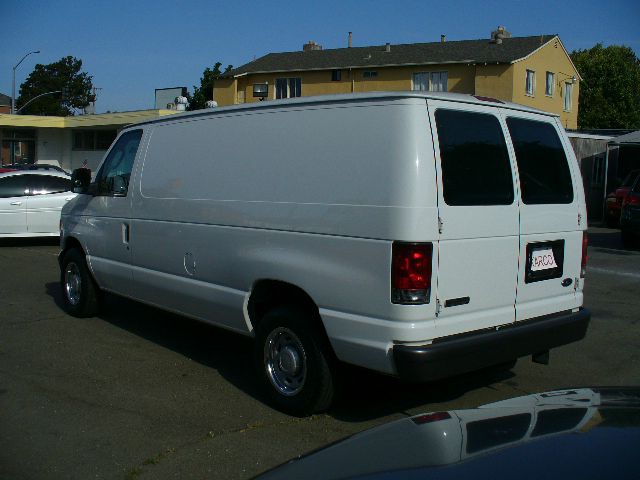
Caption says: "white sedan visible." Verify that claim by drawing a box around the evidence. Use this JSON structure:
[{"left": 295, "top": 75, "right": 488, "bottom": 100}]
[{"left": 0, "top": 170, "right": 76, "bottom": 237}]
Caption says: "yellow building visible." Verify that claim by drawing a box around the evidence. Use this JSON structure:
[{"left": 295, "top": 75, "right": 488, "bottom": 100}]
[
  {"left": 0, "top": 109, "right": 180, "bottom": 171},
  {"left": 215, "top": 29, "right": 581, "bottom": 129}
]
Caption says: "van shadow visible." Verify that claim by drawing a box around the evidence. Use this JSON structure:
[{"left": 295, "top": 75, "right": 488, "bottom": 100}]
[
  {"left": 330, "top": 364, "right": 515, "bottom": 422},
  {"left": 0, "top": 237, "right": 60, "bottom": 248},
  {"left": 45, "top": 283, "right": 515, "bottom": 421}
]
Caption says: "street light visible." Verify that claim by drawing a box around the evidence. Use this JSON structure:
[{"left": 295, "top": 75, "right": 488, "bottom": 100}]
[{"left": 12, "top": 50, "right": 40, "bottom": 114}]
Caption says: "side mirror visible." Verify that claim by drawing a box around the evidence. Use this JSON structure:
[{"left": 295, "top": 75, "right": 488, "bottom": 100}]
[
  {"left": 71, "top": 168, "right": 91, "bottom": 194},
  {"left": 112, "top": 175, "right": 128, "bottom": 197}
]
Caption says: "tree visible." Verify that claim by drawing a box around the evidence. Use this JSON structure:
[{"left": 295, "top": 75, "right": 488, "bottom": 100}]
[
  {"left": 187, "top": 62, "right": 233, "bottom": 110},
  {"left": 570, "top": 44, "right": 640, "bottom": 129},
  {"left": 17, "top": 56, "right": 94, "bottom": 116}
]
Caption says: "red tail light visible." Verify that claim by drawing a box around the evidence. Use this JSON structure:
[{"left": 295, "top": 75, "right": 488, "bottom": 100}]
[
  {"left": 581, "top": 231, "right": 588, "bottom": 278},
  {"left": 623, "top": 193, "right": 640, "bottom": 207},
  {"left": 391, "top": 242, "right": 433, "bottom": 304}
]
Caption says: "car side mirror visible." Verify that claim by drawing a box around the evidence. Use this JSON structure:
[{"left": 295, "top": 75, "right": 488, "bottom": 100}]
[{"left": 71, "top": 168, "right": 92, "bottom": 194}]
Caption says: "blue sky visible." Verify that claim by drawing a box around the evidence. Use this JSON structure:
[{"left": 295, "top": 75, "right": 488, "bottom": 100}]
[{"left": 3, "top": 0, "right": 639, "bottom": 113}]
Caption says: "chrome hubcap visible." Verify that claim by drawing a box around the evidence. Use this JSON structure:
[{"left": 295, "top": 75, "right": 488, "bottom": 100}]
[
  {"left": 64, "top": 262, "right": 82, "bottom": 306},
  {"left": 264, "top": 327, "right": 306, "bottom": 396}
]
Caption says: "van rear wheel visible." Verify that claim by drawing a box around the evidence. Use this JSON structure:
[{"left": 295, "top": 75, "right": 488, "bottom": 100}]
[
  {"left": 61, "top": 248, "right": 101, "bottom": 317},
  {"left": 255, "top": 306, "right": 335, "bottom": 416}
]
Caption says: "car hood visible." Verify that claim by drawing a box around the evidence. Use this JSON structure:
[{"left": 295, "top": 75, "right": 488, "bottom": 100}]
[{"left": 258, "top": 387, "right": 640, "bottom": 480}]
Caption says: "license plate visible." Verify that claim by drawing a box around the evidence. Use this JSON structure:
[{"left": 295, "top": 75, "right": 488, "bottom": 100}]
[{"left": 530, "top": 248, "right": 558, "bottom": 271}]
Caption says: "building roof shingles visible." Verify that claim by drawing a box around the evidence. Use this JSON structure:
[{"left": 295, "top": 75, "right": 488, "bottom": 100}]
[{"left": 225, "top": 35, "right": 558, "bottom": 77}]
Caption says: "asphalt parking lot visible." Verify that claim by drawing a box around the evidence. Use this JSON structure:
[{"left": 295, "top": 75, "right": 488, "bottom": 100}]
[{"left": 1, "top": 226, "right": 639, "bottom": 480}]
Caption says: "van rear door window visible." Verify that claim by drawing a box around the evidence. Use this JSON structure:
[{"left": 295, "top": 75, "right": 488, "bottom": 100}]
[
  {"left": 434, "top": 109, "right": 514, "bottom": 206},
  {"left": 506, "top": 118, "right": 573, "bottom": 204}
]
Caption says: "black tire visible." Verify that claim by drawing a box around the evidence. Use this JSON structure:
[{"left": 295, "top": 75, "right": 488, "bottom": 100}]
[
  {"left": 254, "top": 306, "right": 335, "bottom": 416},
  {"left": 60, "top": 248, "right": 101, "bottom": 317}
]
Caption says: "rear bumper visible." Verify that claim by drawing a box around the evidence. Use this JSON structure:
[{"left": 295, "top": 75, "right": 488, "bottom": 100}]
[{"left": 393, "top": 308, "right": 590, "bottom": 382}]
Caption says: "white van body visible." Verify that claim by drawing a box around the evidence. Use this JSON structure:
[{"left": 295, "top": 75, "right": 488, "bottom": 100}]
[{"left": 59, "top": 92, "right": 590, "bottom": 414}]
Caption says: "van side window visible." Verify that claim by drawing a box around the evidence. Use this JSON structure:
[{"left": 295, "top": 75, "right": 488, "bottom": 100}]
[
  {"left": 506, "top": 118, "right": 573, "bottom": 204},
  {"left": 95, "top": 130, "right": 143, "bottom": 197},
  {"left": 434, "top": 109, "right": 514, "bottom": 206}
]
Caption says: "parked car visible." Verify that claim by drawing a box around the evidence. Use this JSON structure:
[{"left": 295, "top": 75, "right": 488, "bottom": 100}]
[
  {"left": 0, "top": 170, "right": 76, "bottom": 237},
  {"left": 5, "top": 163, "right": 69, "bottom": 174},
  {"left": 620, "top": 174, "right": 640, "bottom": 247},
  {"left": 59, "top": 92, "right": 589, "bottom": 415},
  {"left": 605, "top": 169, "right": 640, "bottom": 227},
  {"left": 258, "top": 387, "right": 640, "bottom": 479}
]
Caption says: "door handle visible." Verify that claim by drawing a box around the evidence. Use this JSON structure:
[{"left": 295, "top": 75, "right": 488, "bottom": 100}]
[
  {"left": 10, "top": 201, "right": 22, "bottom": 206},
  {"left": 122, "top": 223, "right": 130, "bottom": 245},
  {"left": 444, "top": 297, "right": 470, "bottom": 308},
  {"left": 64, "top": 197, "right": 74, "bottom": 201}
]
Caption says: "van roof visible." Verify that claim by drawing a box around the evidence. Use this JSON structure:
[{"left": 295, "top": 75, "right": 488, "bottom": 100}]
[{"left": 129, "top": 92, "right": 556, "bottom": 129}]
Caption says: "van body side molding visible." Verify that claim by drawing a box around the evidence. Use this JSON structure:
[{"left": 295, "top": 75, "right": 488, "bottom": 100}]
[{"left": 393, "top": 308, "right": 590, "bottom": 382}]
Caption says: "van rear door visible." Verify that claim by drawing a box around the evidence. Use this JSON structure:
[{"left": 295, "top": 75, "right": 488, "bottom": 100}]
[
  {"left": 428, "top": 100, "right": 519, "bottom": 339},
  {"left": 503, "top": 113, "right": 583, "bottom": 321}
]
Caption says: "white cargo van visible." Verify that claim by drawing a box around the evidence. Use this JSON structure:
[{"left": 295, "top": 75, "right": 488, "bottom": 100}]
[{"left": 59, "top": 92, "right": 590, "bottom": 415}]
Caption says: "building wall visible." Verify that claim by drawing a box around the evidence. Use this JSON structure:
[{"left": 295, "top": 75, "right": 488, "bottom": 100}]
[
  {"left": 510, "top": 38, "right": 580, "bottom": 129},
  {"left": 69, "top": 145, "right": 108, "bottom": 171},
  {"left": 214, "top": 37, "right": 580, "bottom": 126},
  {"left": 36, "top": 128, "right": 65, "bottom": 166},
  {"left": 0, "top": 110, "right": 181, "bottom": 171},
  {"left": 213, "top": 78, "right": 237, "bottom": 106},
  {"left": 475, "top": 64, "right": 513, "bottom": 99},
  {"left": 218, "top": 63, "right": 477, "bottom": 106}
]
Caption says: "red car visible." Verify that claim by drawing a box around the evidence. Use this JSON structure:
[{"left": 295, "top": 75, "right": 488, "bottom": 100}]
[{"left": 605, "top": 169, "right": 640, "bottom": 227}]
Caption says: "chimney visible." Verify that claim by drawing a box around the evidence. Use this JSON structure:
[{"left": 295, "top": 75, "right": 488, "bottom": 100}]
[
  {"left": 441, "top": 34, "right": 446, "bottom": 43},
  {"left": 348, "top": 31, "right": 353, "bottom": 48},
  {"left": 490, "top": 26, "right": 512, "bottom": 44},
  {"left": 303, "top": 40, "right": 322, "bottom": 51},
  {"left": 385, "top": 42, "right": 391, "bottom": 52}
]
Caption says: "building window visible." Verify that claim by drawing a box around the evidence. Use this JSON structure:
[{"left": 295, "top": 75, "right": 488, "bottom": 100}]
[
  {"left": 413, "top": 72, "right": 448, "bottom": 92},
  {"left": 545, "top": 72, "right": 555, "bottom": 96},
  {"left": 564, "top": 82, "right": 573, "bottom": 112},
  {"left": 526, "top": 70, "right": 536, "bottom": 96},
  {"left": 276, "top": 78, "right": 302, "bottom": 99},
  {"left": 363, "top": 71, "right": 378, "bottom": 79},
  {"left": 1, "top": 129, "right": 36, "bottom": 165},
  {"left": 73, "top": 130, "right": 118, "bottom": 151},
  {"left": 331, "top": 70, "right": 341, "bottom": 81}
]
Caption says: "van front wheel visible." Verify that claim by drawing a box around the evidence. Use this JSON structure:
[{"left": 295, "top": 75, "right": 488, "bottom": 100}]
[
  {"left": 61, "top": 248, "right": 101, "bottom": 317},
  {"left": 255, "top": 307, "right": 335, "bottom": 416}
]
